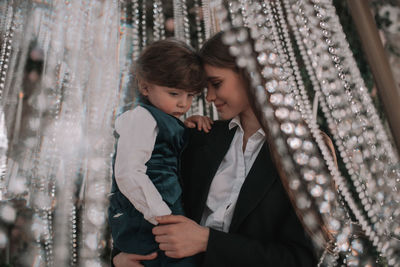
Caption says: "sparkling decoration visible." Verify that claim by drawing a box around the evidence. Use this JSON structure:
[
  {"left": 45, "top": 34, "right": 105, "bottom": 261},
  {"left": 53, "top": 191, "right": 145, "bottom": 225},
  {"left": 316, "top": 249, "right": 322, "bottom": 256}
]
[
  {"left": 0, "top": 0, "right": 399, "bottom": 266},
  {"left": 0, "top": 3, "right": 14, "bottom": 201},
  {"left": 131, "top": 0, "right": 140, "bottom": 60},
  {"left": 194, "top": 0, "right": 204, "bottom": 48},
  {"left": 0, "top": 106, "right": 8, "bottom": 200},
  {"left": 173, "top": 0, "right": 191, "bottom": 45},
  {"left": 141, "top": 0, "right": 147, "bottom": 49}
]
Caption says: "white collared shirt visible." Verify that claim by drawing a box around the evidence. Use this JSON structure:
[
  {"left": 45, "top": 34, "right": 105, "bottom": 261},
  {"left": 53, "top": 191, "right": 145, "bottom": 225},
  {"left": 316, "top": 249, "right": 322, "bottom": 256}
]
[
  {"left": 200, "top": 117, "right": 266, "bottom": 232},
  {"left": 114, "top": 106, "right": 171, "bottom": 225}
]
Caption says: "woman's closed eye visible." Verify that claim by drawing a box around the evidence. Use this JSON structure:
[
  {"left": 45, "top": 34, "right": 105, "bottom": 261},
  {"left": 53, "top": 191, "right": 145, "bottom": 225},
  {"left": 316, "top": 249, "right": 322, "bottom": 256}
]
[{"left": 210, "top": 81, "right": 222, "bottom": 89}]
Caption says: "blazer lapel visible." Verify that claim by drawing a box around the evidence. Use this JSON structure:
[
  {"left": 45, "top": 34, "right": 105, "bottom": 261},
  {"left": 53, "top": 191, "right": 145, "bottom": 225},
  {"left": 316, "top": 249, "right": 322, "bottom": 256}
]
[
  {"left": 229, "top": 144, "right": 278, "bottom": 232},
  {"left": 191, "top": 121, "right": 237, "bottom": 222}
]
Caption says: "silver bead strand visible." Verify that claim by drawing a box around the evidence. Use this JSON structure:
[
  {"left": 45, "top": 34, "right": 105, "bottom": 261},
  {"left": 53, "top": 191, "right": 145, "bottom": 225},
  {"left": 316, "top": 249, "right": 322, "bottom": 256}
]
[
  {"left": 154, "top": 0, "right": 165, "bottom": 40},
  {"left": 141, "top": 0, "right": 147, "bottom": 48},
  {"left": 158, "top": 0, "right": 166, "bottom": 40},
  {"left": 173, "top": 0, "right": 184, "bottom": 41},
  {"left": 194, "top": 0, "right": 204, "bottom": 48},
  {"left": 131, "top": 0, "right": 140, "bottom": 60},
  {"left": 0, "top": 5, "right": 14, "bottom": 96},
  {"left": 153, "top": 0, "right": 161, "bottom": 41},
  {"left": 202, "top": 0, "right": 211, "bottom": 39},
  {"left": 181, "top": 0, "right": 191, "bottom": 46},
  {"left": 0, "top": 5, "right": 13, "bottom": 201}
]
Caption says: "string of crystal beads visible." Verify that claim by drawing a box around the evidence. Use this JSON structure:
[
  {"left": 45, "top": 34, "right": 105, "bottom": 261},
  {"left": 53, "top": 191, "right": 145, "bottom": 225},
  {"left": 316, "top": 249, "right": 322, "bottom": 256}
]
[
  {"left": 194, "top": 0, "right": 204, "bottom": 48},
  {"left": 181, "top": 0, "right": 191, "bottom": 45},
  {"left": 141, "top": 0, "right": 147, "bottom": 48},
  {"left": 0, "top": 5, "right": 14, "bottom": 94},
  {"left": 153, "top": 0, "right": 165, "bottom": 41},
  {"left": 131, "top": 0, "right": 140, "bottom": 60}
]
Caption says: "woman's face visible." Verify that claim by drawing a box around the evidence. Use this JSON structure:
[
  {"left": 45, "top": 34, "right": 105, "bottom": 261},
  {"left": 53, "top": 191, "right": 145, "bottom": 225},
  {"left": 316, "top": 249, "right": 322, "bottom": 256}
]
[{"left": 204, "top": 64, "right": 251, "bottom": 120}]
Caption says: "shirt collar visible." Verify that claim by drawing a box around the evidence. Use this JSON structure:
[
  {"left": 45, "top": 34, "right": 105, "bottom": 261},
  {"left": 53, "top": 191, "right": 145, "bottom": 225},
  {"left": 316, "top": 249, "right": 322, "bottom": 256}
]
[{"left": 228, "top": 116, "right": 265, "bottom": 137}]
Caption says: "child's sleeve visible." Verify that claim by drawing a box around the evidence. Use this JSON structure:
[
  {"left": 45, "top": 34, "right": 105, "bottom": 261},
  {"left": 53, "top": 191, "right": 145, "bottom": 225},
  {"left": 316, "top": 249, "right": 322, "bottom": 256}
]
[{"left": 114, "top": 107, "right": 171, "bottom": 225}]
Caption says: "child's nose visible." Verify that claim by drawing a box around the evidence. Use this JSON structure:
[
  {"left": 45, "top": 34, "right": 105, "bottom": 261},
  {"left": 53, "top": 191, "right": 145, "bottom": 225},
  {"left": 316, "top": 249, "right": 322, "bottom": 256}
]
[{"left": 178, "top": 96, "right": 188, "bottom": 107}]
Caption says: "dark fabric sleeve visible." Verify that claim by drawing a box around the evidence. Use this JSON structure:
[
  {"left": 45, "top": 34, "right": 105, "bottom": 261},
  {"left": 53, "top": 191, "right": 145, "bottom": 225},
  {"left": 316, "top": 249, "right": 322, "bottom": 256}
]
[{"left": 203, "top": 207, "right": 317, "bottom": 267}]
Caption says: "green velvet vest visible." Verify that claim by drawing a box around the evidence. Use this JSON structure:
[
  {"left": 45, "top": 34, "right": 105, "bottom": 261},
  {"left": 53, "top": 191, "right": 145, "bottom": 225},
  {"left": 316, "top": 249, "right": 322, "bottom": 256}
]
[{"left": 110, "top": 102, "right": 186, "bottom": 210}]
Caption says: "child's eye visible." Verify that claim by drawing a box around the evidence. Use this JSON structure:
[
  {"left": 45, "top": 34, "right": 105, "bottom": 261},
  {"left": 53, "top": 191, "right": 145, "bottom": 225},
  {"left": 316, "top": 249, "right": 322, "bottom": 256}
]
[
  {"left": 188, "top": 93, "right": 195, "bottom": 97},
  {"left": 169, "top": 92, "right": 179, "bottom": 96}
]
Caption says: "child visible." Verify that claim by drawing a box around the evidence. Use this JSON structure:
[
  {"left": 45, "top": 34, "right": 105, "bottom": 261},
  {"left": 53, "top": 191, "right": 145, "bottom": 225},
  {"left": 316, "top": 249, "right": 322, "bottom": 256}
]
[{"left": 108, "top": 39, "right": 211, "bottom": 267}]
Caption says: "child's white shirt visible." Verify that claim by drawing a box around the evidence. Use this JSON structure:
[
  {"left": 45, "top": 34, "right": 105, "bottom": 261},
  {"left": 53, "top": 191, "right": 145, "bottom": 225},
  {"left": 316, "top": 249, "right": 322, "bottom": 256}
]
[{"left": 114, "top": 106, "right": 172, "bottom": 225}]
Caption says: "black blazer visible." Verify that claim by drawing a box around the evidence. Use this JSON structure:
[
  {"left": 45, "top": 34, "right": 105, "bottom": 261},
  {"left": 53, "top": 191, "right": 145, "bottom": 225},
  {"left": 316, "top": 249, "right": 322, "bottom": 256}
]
[{"left": 181, "top": 121, "right": 317, "bottom": 267}]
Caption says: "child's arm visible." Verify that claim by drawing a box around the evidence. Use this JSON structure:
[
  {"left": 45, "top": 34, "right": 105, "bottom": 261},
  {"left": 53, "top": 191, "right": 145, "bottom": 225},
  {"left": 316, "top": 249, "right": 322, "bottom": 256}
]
[
  {"left": 114, "top": 108, "right": 171, "bottom": 225},
  {"left": 184, "top": 115, "right": 213, "bottom": 133}
]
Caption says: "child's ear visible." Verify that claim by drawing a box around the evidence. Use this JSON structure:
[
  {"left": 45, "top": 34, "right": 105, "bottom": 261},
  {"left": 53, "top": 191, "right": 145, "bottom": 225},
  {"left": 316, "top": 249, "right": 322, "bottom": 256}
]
[{"left": 139, "top": 81, "right": 149, "bottom": 96}]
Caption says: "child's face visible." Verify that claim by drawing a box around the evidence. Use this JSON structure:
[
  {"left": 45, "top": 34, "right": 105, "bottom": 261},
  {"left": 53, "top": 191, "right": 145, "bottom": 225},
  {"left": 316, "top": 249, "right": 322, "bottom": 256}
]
[{"left": 141, "top": 84, "right": 195, "bottom": 118}]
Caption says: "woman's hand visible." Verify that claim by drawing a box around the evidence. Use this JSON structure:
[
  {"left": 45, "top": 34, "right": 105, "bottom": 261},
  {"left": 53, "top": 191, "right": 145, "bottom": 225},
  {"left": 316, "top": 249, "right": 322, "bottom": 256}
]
[
  {"left": 153, "top": 215, "right": 210, "bottom": 258},
  {"left": 113, "top": 252, "right": 157, "bottom": 267},
  {"left": 184, "top": 115, "right": 213, "bottom": 133}
]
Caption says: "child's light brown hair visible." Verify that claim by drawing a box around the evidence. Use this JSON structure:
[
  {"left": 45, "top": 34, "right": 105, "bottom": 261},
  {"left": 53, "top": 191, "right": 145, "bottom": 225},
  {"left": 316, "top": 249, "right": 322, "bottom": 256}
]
[{"left": 135, "top": 38, "right": 207, "bottom": 94}]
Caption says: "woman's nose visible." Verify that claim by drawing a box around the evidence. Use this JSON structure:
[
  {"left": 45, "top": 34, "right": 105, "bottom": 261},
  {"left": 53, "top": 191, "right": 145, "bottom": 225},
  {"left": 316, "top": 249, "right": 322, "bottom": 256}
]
[{"left": 206, "top": 87, "right": 216, "bottom": 103}]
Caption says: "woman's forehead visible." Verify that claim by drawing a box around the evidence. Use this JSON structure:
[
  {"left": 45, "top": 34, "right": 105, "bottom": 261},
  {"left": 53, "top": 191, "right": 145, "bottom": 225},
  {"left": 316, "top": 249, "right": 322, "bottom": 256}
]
[{"left": 204, "top": 64, "right": 233, "bottom": 76}]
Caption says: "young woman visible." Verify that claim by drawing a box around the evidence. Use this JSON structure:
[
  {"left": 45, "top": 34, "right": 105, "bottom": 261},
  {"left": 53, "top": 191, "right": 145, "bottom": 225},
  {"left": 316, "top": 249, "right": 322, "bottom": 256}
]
[{"left": 113, "top": 31, "right": 317, "bottom": 267}]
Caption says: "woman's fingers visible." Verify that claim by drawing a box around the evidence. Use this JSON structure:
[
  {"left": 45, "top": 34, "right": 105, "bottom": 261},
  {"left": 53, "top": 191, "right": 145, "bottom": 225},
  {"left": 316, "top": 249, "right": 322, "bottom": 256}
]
[
  {"left": 155, "top": 234, "right": 171, "bottom": 243},
  {"left": 153, "top": 224, "right": 172, "bottom": 235},
  {"left": 159, "top": 242, "right": 176, "bottom": 251},
  {"left": 113, "top": 252, "right": 157, "bottom": 267},
  {"left": 165, "top": 251, "right": 184, "bottom": 259},
  {"left": 130, "top": 252, "right": 157, "bottom": 261},
  {"left": 155, "top": 215, "right": 187, "bottom": 224},
  {"left": 153, "top": 215, "right": 209, "bottom": 258}
]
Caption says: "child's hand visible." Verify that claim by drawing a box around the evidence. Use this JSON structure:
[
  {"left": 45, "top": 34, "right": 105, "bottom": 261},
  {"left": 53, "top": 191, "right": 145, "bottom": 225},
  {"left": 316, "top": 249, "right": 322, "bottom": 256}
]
[{"left": 184, "top": 115, "right": 213, "bottom": 133}]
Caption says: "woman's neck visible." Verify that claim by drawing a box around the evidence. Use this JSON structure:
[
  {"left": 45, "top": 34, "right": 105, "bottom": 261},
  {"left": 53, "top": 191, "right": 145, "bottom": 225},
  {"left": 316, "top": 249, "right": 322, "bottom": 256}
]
[
  {"left": 239, "top": 108, "right": 261, "bottom": 152},
  {"left": 239, "top": 108, "right": 260, "bottom": 135}
]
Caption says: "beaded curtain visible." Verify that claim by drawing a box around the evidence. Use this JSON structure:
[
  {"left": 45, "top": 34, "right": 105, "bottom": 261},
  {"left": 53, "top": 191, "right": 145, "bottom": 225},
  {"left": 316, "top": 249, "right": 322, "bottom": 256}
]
[{"left": 0, "top": 0, "right": 399, "bottom": 266}]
